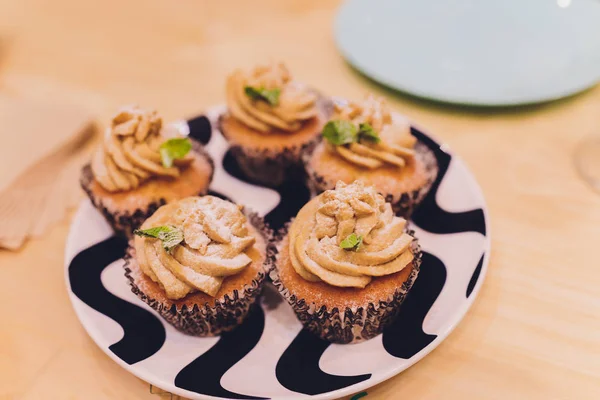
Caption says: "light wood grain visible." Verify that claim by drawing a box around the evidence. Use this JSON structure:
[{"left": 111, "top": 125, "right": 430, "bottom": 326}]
[{"left": 1, "top": 1, "right": 599, "bottom": 399}]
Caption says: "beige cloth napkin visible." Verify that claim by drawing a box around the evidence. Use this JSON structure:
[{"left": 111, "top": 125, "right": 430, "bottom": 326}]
[{"left": 0, "top": 95, "right": 96, "bottom": 250}]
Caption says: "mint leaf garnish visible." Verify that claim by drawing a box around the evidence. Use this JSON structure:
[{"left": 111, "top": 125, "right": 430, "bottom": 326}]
[
  {"left": 340, "top": 233, "right": 363, "bottom": 251},
  {"left": 160, "top": 229, "right": 184, "bottom": 252},
  {"left": 134, "top": 225, "right": 184, "bottom": 252},
  {"left": 358, "top": 122, "right": 381, "bottom": 143},
  {"left": 160, "top": 137, "right": 192, "bottom": 168},
  {"left": 323, "top": 120, "right": 380, "bottom": 146},
  {"left": 322, "top": 120, "right": 359, "bottom": 146},
  {"left": 244, "top": 86, "right": 281, "bottom": 106},
  {"left": 134, "top": 226, "right": 169, "bottom": 238}
]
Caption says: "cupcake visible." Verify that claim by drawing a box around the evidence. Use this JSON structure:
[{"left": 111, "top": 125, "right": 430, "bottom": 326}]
[
  {"left": 271, "top": 180, "right": 421, "bottom": 344},
  {"left": 218, "top": 62, "right": 330, "bottom": 186},
  {"left": 305, "top": 95, "right": 437, "bottom": 217},
  {"left": 81, "top": 106, "right": 214, "bottom": 235},
  {"left": 124, "top": 195, "right": 272, "bottom": 336}
]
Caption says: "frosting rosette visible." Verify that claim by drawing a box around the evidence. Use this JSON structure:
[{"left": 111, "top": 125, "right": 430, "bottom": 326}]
[
  {"left": 91, "top": 105, "right": 193, "bottom": 192},
  {"left": 225, "top": 62, "right": 318, "bottom": 133},
  {"left": 324, "top": 95, "right": 417, "bottom": 169},
  {"left": 288, "top": 180, "right": 415, "bottom": 288},
  {"left": 133, "top": 196, "right": 257, "bottom": 299}
]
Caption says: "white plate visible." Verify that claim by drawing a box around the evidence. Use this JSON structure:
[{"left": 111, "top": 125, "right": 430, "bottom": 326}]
[
  {"left": 335, "top": 0, "right": 600, "bottom": 106},
  {"left": 65, "top": 106, "right": 490, "bottom": 399}
]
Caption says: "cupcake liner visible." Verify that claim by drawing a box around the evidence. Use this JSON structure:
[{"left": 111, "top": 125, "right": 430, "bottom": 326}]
[
  {"left": 224, "top": 139, "right": 317, "bottom": 186},
  {"left": 80, "top": 140, "right": 214, "bottom": 236},
  {"left": 80, "top": 164, "right": 165, "bottom": 236},
  {"left": 123, "top": 211, "right": 276, "bottom": 336},
  {"left": 271, "top": 223, "right": 422, "bottom": 344},
  {"left": 303, "top": 141, "right": 438, "bottom": 218},
  {"left": 217, "top": 93, "right": 333, "bottom": 187}
]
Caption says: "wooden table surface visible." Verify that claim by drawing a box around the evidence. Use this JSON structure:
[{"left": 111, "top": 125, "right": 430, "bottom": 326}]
[{"left": 1, "top": 1, "right": 599, "bottom": 399}]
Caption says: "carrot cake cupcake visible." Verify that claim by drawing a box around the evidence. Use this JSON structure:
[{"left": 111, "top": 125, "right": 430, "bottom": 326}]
[
  {"left": 219, "top": 62, "right": 330, "bottom": 186},
  {"left": 305, "top": 95, "right": 437, "bottom": 217},
  {"left": 271, "top": 180, "right": 421, "bottom": 343},
  {"left": 125, "top": 195, "right": 272, "bottom": 335},
  {"left": 81, "top": 105, "right": 214, "bottom": 235}
]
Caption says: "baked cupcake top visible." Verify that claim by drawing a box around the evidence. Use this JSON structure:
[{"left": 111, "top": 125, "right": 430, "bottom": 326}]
[
  {"left": 91, "top": 105, "right": 193, "bottom": 192},
  {"left": 225, "top": 62, "right": 318, "bottom": 133},
  {"left": 288, "top": 180, "right": 415, "bottom": 288},
  {"left": 322, "top": 95, "right": 416, "bottom": 169},
  {"left": 133, "top": 196, "right": 258, "bottom": 299}
]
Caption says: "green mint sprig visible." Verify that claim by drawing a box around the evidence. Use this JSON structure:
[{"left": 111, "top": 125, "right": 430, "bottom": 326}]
[
  {"left": 358, "top": 123, "right": 381, "bottom": 143},
  {"left": 322, "top": 120, "right": 358, "bottom": 145},
  {"left": 340, "top": 233, "right": 363, "bottom": 251},
  {"left": 244, "top": 86, "right": 281, "bottom": 106},
  {"left": 134, "top": 225, "right": 184, "bottom": 252},
  {"left": 322, "top": 120, "right": 380, "bottom": 146},
  {"left": 160, "top": 137, "right": 192, "bottom": 168}
]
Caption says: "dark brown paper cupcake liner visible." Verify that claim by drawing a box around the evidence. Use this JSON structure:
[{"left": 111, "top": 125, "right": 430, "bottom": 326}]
[
  {"left": 303, "top": 141, "right": 438, "bottom": 218},
  {"left": 271, "top": 224, "right": 422, "bottom": 344},
  {"left": 124, "top": 211, "right": 276, "bottom": 336},
  {"left": 223, "top": 139, "right": 318, "bottom": 186},
  {"left": 80, "top": 140, "right": 214, "bottom": 237},
  {"left": 217, "top": 94, "right": 333, "bottom": 187}
]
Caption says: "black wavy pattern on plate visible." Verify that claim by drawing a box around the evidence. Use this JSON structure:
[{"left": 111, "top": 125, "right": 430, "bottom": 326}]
[
  {"left": 222, "top": 150, "right": 311, "bottom": 231},
  {"left": 466, "top": 254, "right": 485, "bottom": 298},
  {"left": 263, "top": 178, "right": 311, "bottom": 231},
  {"left": 187, "top": 115, "right": 212, "bottom": 144},
  {"left": 382, "top": 252, "right": 447, "bottom": 359},
  {"left": 68, "top": 236, "right": 166, "bottom": 364},
  {"left": 411, "top": 127, "right": 486, "bottom": 236},
  {"left": 175, "top": 305, "right": 268, "bottom": 399},
  {"left": 276, "top": 329, "right": 371, "bottom": 395}
]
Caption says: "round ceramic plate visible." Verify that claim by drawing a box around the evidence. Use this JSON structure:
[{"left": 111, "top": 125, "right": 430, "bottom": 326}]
[
  {"left": 65, "top": 106, "right": 490, "bottom": 400},
  {"left": 335, "top": 0, "right": 600, "bottom": 106}
]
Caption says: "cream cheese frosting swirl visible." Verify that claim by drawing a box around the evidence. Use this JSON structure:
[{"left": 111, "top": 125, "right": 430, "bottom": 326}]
[
  {"left": 134, "top": 196, "right": 256, "bottom": 299},
  {"left": 226, "top": 62, "right": 318, "bottom": 133},
  {"left": 328, "top": 95, "right": 417, "bottom": 169},
  {"left": 288, "top": 180, "right": 415, "bottom": 288},
  {"left": 91, "top": 105, "right": 192, "bottom": 192}
]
